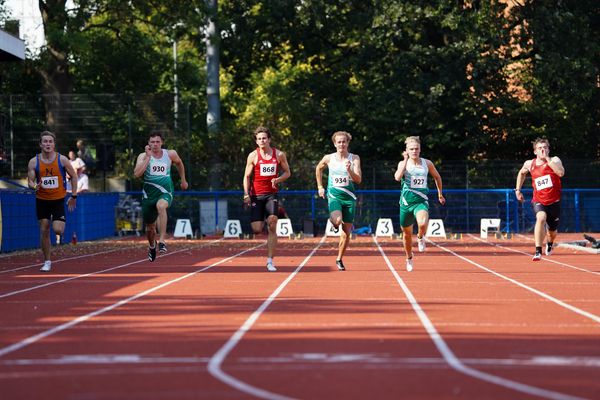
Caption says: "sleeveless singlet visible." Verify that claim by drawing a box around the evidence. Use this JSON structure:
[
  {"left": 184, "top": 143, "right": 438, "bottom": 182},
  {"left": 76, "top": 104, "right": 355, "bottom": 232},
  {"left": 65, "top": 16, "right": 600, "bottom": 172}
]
[
  {"left": 143, "top": 149, "right": 174, "bottom": 199},
  {"left": 35, "top": 153, "right": 67, "bottom": 200},
  {"left": 400, "top": 158, "right": 429, "bottom": 206},
  {"left": 327, "top": 153, "right": 356, "bottom": 201},
  {"left": 530, "top": 158, "right": 561, "bottom": 205},
  {"left": 252, "top": 147, "right": 279, "bottom": 195}
]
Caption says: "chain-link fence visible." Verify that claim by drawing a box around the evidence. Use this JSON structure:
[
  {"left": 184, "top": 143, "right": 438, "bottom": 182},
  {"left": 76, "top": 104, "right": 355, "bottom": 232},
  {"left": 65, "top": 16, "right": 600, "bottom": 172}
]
[{"left": 1, "top": 94, "right": 599, "bottom": 190}]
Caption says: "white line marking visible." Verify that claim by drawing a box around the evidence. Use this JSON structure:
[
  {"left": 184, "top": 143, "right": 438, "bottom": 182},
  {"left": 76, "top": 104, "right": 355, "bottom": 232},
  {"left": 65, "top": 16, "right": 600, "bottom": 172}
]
[
  {"left": 0, "top": 240, "right": 224, "bottom": 299},
  {"left": 0, "top": 248, "right": 187, "bottom": 299},
  {"left": 373, "top": 236, "right": 586, "bottom": 400},
  {"left": 207, "top": 235, "right": 327, "bottom": 400},
  {"left": 5, "top": 354, "right": 599, "bottom": 368},
  {"left": 438, "top": 237, "right": 600, "bottom": 324},
  {"left": 0, "top": 248, "right": 122, "bottom": 274},
  {"left": 472, "top": 235, "right": 600, "bottom": 276},
  {"left": 0, "top": 243, "right": 264, "bottom": 358}
]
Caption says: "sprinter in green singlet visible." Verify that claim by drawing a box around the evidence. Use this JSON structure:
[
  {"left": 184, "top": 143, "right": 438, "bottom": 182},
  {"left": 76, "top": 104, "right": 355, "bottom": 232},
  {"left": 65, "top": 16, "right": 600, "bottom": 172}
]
[
  {"left": 315, "top": 131, "right": 362, "bottom": 271},
  {"left": 134, "top": 131, "right": 188, "bottom": 262},
  {"left": 394, "top": 136, "right": 444, "bottom": 272}
]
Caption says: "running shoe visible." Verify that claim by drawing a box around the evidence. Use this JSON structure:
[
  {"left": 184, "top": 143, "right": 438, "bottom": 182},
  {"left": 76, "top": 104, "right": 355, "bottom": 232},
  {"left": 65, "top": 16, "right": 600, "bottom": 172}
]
[
  {"left": 266, "top": 260, "right": 277, "bottom": 272},
  {"left": 406, "top": 258, "right": 413, "bottom": 272},
  {"left": 158, "top": 242, "right": 167, "bottom": 254},
  {"left": 335, "top": 259, "right": 346, "bottom": 271},
  {"left": 148, "top": 243, "right": 157, "bottom": 262},
  {"left": 40, "top": 261, "right": 52, "bottom": 272},
  {"left": 545, "top": 243, "right": 553, "bottom": 256},
  {"left": 417, "top": 236, "right": 426, "bottom": 253},
  {"left": 532, "top": 251, "right": 542, "bottom": 261}
]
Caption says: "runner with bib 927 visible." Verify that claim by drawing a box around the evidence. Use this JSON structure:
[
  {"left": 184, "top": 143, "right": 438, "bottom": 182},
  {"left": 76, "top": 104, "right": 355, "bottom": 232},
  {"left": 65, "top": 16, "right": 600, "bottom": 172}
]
[{"left": 394, "top": 136, "right": 445, "bottom": 272}]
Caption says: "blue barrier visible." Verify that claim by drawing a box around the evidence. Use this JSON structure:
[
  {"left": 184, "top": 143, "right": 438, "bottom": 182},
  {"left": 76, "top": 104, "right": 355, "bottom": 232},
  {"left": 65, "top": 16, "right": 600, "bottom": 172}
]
[
  {"left": 2, "top": 189, "right": 599, "bottom": 253},
  {"left": 0, "top": 191, "right": 119, "bottom": 253},
  {"left": 124, "top": 188, "right": 600, "bottom": 237}
]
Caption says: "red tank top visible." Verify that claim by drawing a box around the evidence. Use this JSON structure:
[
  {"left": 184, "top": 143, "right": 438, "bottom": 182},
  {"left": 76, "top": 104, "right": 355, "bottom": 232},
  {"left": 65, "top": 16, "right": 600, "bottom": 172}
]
[
  {"left": 35, "top": 153, "right": 67, "bottom": 200},
  {"left": 252, "top": 147, "right": 279, "bottom": 195},
  {"left": 530, "top": 158, "right": 561, "bottom": 205}
]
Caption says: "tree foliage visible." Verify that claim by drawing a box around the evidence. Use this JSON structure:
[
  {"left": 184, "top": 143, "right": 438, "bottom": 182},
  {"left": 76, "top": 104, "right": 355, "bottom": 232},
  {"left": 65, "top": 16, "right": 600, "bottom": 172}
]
[{"left": 1, "top": 0, "right": 598, "bottom": 187}]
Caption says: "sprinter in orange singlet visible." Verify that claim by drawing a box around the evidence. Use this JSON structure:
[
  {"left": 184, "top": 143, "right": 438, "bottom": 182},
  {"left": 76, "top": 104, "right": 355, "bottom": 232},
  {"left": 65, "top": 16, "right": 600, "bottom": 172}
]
[{"left": 27, "top": 131, "right": 78, "bottom": 272}]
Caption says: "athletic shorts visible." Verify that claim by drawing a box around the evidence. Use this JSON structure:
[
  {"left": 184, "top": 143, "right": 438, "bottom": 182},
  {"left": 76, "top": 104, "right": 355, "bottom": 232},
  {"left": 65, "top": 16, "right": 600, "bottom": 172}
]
[
  {"left": 251, "top": 193, "right": 279, "bottom": 222},
  {"left": 36, "top": 198, "right": 66, "bottom": 222},
  {"left": 399, "top": 201, "right": 429, "bottom": 228},
  {"left": 328, "top": 196, "right": 356, "bottom": 224},
  {"left": 142, "top": 193, "right": 172, "bottom": 224},
  {"left": 533, "top": 201, "right": 561, "bottom": 231}
]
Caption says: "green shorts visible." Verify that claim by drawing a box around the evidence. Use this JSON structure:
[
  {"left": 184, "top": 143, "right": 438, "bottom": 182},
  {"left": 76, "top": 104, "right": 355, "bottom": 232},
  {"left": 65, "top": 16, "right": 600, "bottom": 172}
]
[
  {"left": 399, "top": 202, "right": 429, "bottom": 227},
  {"left": 142, "top": 193, "right": 172, "bottom": 224},
  {"left": 328, "top": 196, "right": 356, "bottom": 223}
]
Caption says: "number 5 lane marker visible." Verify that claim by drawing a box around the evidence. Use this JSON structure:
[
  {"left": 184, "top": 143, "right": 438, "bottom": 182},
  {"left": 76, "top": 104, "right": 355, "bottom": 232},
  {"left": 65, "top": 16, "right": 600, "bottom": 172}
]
[{"left": 373, "top": 236, "right": 585, "bottom": 400}]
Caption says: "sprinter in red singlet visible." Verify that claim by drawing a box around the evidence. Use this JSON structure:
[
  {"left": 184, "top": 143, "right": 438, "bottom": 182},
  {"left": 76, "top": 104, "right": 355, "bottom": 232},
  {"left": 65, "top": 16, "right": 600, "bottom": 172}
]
[
  {"left": 515, "top": 138, "right": 565, "bottom": 261},
  {"left": 243, "top": 126, "right": 291, "bottom": 271},
  {"left": 27, "top": 131, "right": 79, "bottom": 272}
]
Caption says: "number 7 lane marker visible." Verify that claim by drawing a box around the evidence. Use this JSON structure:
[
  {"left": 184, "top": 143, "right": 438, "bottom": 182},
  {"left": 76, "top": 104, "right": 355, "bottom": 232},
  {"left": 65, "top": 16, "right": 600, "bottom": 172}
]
[
  {"left": 373, "top": 236, "right": 585, "bottom": 400},
  {"left": 208, "top": 236, "right": 327, "bottom": 400},
  {"left": 0, "top": 243, "right": 265, "bottom": 358}
]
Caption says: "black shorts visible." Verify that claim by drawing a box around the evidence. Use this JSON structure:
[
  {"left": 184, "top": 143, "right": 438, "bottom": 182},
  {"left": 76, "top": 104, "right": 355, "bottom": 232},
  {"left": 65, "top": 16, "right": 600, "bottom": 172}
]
[
  {"left": 250, "top": 193, "right": 279, "bottom": 223},
  {"left": 36, "top": 198, "right": 66, "bottom": 222},
  {"left": 533, "top": 201, "right": 560, "bottom": 231}
]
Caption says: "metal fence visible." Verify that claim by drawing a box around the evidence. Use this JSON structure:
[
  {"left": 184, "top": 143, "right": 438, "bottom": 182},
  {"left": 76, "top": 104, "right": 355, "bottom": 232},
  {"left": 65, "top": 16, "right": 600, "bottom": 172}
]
[
  {"left": 1, "top": 94, "right": 600, "bottom": 191},
  {"left": 3, "top": 188, "right": 599, "bottom": 253}
]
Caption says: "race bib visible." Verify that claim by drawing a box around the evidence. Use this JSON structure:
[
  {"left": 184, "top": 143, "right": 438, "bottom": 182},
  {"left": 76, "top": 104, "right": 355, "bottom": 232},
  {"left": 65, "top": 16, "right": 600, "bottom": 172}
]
[
  {"left": 150, "top": 162, "right": 168, "bottom": 176},
  {"left": 534, "top": 174, "right": 553, "bottom": 190},
  {"left": 41, "top": 176, "right": 59, "bottom": 189},
  {"left": 260, "top": 164, "right": 277, "bottom": 176},
  {"left": 410, "top": 176, "right": 427, "bottom": 189},
  {"left": 331, "top": 174, "right": 349, "bottom": 187}
]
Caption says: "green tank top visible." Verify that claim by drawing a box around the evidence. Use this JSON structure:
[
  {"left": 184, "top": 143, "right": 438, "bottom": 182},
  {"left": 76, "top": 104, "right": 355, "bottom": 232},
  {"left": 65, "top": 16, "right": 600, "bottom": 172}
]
[
  {"left": 327, "top": 153, "right": 356, "bottom": 201},
  {"left": 143, "top": 149, "right": 174, "bottom": 199},
  {"left": 400, "top": 158, "right": 429, "bottom": 206}
]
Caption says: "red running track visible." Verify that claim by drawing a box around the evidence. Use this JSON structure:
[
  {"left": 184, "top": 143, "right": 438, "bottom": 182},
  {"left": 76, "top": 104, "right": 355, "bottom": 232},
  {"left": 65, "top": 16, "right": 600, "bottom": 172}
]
[{"left": 0, "top": 233, "right": 598, "bottom": 399}]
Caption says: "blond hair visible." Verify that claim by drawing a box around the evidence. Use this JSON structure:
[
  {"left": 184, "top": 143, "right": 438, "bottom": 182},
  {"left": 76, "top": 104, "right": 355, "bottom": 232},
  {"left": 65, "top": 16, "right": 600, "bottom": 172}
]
[
  {"left": 405, "top": 136, "right": 420, "bottom": 146},
  {"left": 331, "top": 131, "right": 352, "bottom": 142}
]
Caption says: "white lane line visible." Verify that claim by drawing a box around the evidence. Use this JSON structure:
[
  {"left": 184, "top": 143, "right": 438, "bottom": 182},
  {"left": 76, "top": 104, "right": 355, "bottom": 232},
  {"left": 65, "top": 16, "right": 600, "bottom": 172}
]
[
  {"left": 435, "top": 238, "right": 600, "bottom": 324},
  {"left": 471, "top": 235, "right": 600, "bottom": 276},
  {"left": 207, "top": 235, "right": 327, "bottom": 400},
  {"left": 5, "top": 354, "right": 600, "bottom": 368},
  {"left": 0, "top": 239, "right": 223, "bottom": 299},
  {"left": 0, "top": 248, "right": 122, "bottom": 274},
  {"left": 0, "top": 243, "right": 264, "bottom": 358},
  {"left": 373, "top": 236, "right": 585, "bottom": 400}
]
